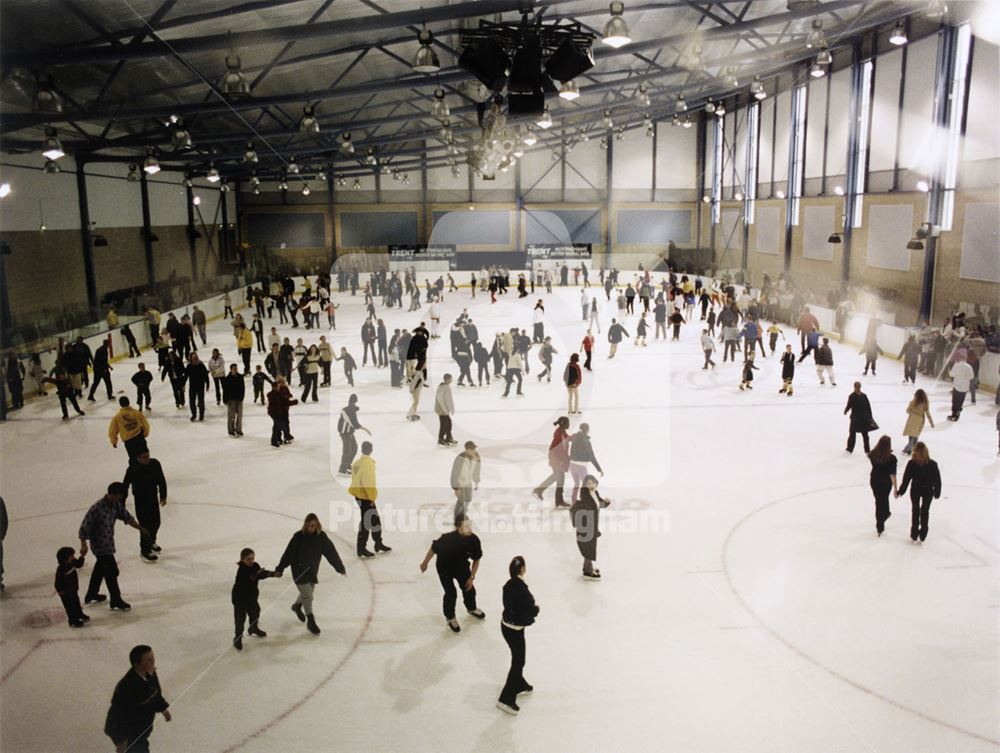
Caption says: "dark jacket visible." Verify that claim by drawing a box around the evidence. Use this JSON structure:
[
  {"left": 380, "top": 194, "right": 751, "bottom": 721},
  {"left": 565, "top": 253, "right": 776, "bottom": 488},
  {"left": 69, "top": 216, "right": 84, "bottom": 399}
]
[
  {"left": 898, "top": 459, "right": 942, "bottom": 499},
  {"left": 231, "top": 561, "right": 277, "bottom": 606},
  {"left": 277, "top": 530, "right": 345, "bottom": 584},
  {"left": 123, "top": 458, "right": 167, "bottom": 504},
  {"left": 267, "top": 385, "right": 297, "bottom": 419},
  {"left": 501, "top": 577, "right": 539, "bottom": 627},
  {"left": 571, "top": 487, "right": 610, "bottom": 559},
  {"left": 221, "top": 373, "right": 246, "bottom": 402},
  {"left": 569, "top": 431, "right": 602, "bottom": 472},
  {"left": 845, "top": 392, "right": 875, "bottom": 432},
  {"left": 54, "top": 556, "right": 85, "bottom": 594},
  {"left": 608, "top": 323, "right": 628, "bottom": 343},
  {"left": 815, "top": 343, "right": 834, "bottom": 366},
  {"left": 780, "top": 351, "right": 796, "bottom": 379},
  {"left": 104, "top": 669, "right": 169, "bottom": 745},
  {"left": 131, "top": 370, "right": 153, "bottom": 390},
  {"left": 185, "top": 362, "right": 210, "bottom": 390},
  {"left": 92, "top": 344, "right": 111, "bottom": 374},
  {"left": 869, "top": 453, "right": 897, "bottom": 489}
]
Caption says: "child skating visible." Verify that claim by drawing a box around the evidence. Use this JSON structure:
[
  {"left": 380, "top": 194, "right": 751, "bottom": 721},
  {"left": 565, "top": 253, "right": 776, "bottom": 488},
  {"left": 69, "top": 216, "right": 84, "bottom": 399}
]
[
  {"left": 739, "top": 353, "right": 759, "bottom": 391},
  {"left": 779, "top": 344, "right": 795, "bottom": 396},
  {"left": 231, "top": 547, "right": 281, "bottom": 650}
]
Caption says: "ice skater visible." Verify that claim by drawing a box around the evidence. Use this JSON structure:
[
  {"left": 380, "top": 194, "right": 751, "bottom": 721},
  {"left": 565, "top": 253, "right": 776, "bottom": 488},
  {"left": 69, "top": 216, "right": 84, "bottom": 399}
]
[
  {"left": 532, "top": 417, "right": 572, "bottom": 508},
  {"left": 231, "top": 547, "right": 281, "bottom": 650},
  {"left": 568, "top": 423, "right": 603, "bottom": 504},
  {"left": 496, "top": 556, "right": 538, "bottom": 716},
  {"left": 105, "top": 645, "right": 171, "bottom": 753},
  {"left": 54, "top": 546, "right": 88, "bottom": 627},
  {"left": 123, "top": 450, "right": 167, "bottom": 563},
  {"left": 419, "top": 513, "right": 485, "bottom": 633},
  {"left": 349, "top": 441, "right": 391, "bottom": 558},
  {"left": 275, "top": 513, "right": 346, "bottom": 636},
  {"left": 778, "top": 344, "right": 795, "bottom": 396},
  {"left": 700, "top": 330, "right": 716, "bottom": 370},
  {"left": 868, "top": 436, "right": 898, "bottom": 536},
  {"left": 570, "top": 474, "right": 611, "bottom": 580},
  {"left": 896, "top": 442, "right": 941, "bottom": 543},
  {"left": 131, "top": 363, "right": 153, "bottom": 412},
  {"left": 844, "top": 382, "right": 876, "bottom": 454},
  {"left": 738, "top": 353, "right": 758, "bottom": 391},
  {"left": 902, "top": 389, "right": 934, "bottom": 455}
]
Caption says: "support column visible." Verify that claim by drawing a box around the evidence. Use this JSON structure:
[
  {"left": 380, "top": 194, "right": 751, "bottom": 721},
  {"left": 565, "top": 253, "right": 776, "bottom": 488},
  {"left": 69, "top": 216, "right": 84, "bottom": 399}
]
[
  {"left": 605, "top": 138, "right": 613, "bottom": 270},
  {"left": 139, "top": 172, "right": 155, "bottom": 288},
  {"left": 327, "top": 169, "right": 336, "bottom": 266},
  {"left": 220, "top": 187, "right": 230, "bottom": 274},
  {"left": 695, "top": 117, "right": 705, "bottom": 250},
  {"left": 75, "top": 162, "right": 99, "bottom": 318},
  {"left": 514, "top": 159, "right": 523, "bottom": 253},
  {"left": 841, "top": 44, "right": 863, "bottom": 282},
  {"left": 185, "top": 183, "right": 199, "bottom": 282}
]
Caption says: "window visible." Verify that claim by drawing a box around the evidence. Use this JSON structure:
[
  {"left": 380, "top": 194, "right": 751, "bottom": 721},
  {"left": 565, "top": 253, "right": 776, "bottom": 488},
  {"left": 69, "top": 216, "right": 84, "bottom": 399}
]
[
  {"left": 711, "top": 115, "right": 723, "bottom": 224},
  {"left": 849, "top": 59, "right": 874, "bottom": 228},
  {"left": 788, "top": 83, "right": 808, "bottom": 225},
  {"left": 744, "top": 102, "right": 760, "bottom": 224},
  {"left": 940, "top": 23, "right": 972, "bottom": 231}
]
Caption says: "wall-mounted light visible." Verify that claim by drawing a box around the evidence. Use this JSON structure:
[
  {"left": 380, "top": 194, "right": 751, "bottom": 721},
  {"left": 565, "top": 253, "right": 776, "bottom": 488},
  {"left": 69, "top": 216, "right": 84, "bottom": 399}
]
[
  {"left": 916, "top": 179, "right": 930, "bottom": 192},
  {"left": 889, "top": 20, "right": 908, "bottom": 45},
  {"left": 828, "top": 232, "right": 843, "bottom": 244}
]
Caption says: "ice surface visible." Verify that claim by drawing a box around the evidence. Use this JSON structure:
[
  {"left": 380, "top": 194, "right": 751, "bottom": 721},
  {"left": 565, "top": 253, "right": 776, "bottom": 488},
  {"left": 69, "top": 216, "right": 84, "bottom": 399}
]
[{"left": 1, "top": 279, "right": 998, "bottom": 753}]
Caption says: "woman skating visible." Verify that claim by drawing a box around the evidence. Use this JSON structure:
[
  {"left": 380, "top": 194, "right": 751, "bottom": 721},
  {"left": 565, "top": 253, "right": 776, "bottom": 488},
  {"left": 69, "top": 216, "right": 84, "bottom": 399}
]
[
  {"left": 868, "top": 436, "right": 898, "bottom": 537},
  {"left": 902, "top": 389, "right": 934, "bottom": 455},
  {"left": 778, "top": 344, "right": 795, "bottom": 396},
  {"left": 275, "top": 513, "right": 346, "bottom": 635},
  {"left": 532, "top": 417, "right": 571, "bottom": 508},
  {"left": 896, "top": 442, "right": 942, "bottom": 543},
  {"left": 571, "top": 475, "right": 611, "bottom": 580},
  {"left": 497, "top": 556, "right": 539, "bottom": 716}
]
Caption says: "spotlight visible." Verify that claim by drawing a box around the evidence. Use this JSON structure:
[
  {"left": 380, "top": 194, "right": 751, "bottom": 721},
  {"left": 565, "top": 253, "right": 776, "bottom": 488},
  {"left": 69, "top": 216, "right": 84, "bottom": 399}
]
[
  {"left": 287, "top": 157, "right": 300, "bottom": 174},
  {"left": 42, "top": 128, "right": 64, "bottom": 160},
  {"left": 522, "top": 127, "right": 538, "bottom": 146},
  {"left": 559, "top": 80, "right": 580, "bottom": 101},
  {"left": 316, "top": 170, "right": 327, "bottom": 182},
  {"left": 143, "top": 150, "right": 160, "bottom": 175},
  {"left": 340, "top": 132, "right": 355, "bottom": 154},
  {"left": 602, "top": 0, "right": 631, "bottom": 48},
  {"left": 33, "top": 75, "right": 62, "bottom": 113},
  {"left": 684, "top": 45, "right": 703, "bottom": 72},
  {"left": 775, "top": 190, "right": 786, "bottom": 199},
  {"left": 544, "top": 37, "right": 595, "bottom": 82},
  {"left": 413, "top": 28, "right": 440, "bottom": 73},
  {"left": 193, "top": 196, "right": 201, "bottom": 206},
  {"left": 127, "top": 164, "right": 140, "bottom": 182},
  {"left": 299, "top": 105, "right": 320, "bottom": 133},
  {"left": 401, "top": 173, "right": 410, "bottom": 185},
  {"left": 509, "top": 34, "right": 544, "bottom": 93},
  {"left": 751, "top": 77, "right": 766, "bottom": 100},
  {"left": 221, "top": 55, "right": 251, "bottom": 99},
  {"left": 278, "top": 178, "right": 288, "bottom": 191},
  {"left": 702, "top": 196, "right": 711, "bottom": 203},
  {"left": 244, "top": 142, "right": 259, "bottom": 163},
  {"left": 537, "top": 106, "right": 553, "bottom": 129},
  {"left": 252, "top": 186, "right": 261, "bottom": 195},
  {"left": 206, "top": 164, "right": 220, "bottom": 183},
  {"left": 681, "top": 115, "right": 693, "bottom": 129},
  {"left": 715, "top": 102, "right": 726, "bottom": 117},
  {"left": 705, "top": 99, "right": 715, "bottom": 114},
  {"left": 810, "top": 61, "right": 827, "bottom": 78},
  {"left": 734, "top": 192, "right": 743, "bottom": 201},
  {"left": 458, "top": 38, "right": 510, "bottom": 92},
  {"left": 914, "top": 179, "right": 930, "bottom": 193},
  {"left": 171, "top": 120, "right": 192, "bottom": 150},
  {"left": 816, "top": 48, "right": 832, "bottom": 66},
  {"left": 301, "top": 184, "right": 311, "bottom": 196},
  {"left": 676, "top": 94, "right": 687, "bottom": 112},
  {"left": 431, "top": 89, "right": 450, "bottom": 119},
  {"left": 392, "top": 169, "right": 400, "bottom": 182},
  {"left": 806, "top": 20, "right": 828, "bottom": 49},
  {"left": 250, "top": 174, "right": 260, "bottom": 187},
  {"left": 599, "top": 136, "right": 608, "bottom": 150},
  {"left": 337, "top": 175, "right": 346, "bottom": 187},
  {"left": 833, "top": 185, "right": 845, "bottom": 196},
  {"left": 602, "top": 109, "right": 614, "bottom": 130},
  {"left": 352, "top": 178, "right": 361, "bottom": 190},
  {"left": 637, "top": 83, "right": 651, "bottom": 107},
  {"left": 725, "top": 67, "right": 739, "bottom": 87},
  {"left": 0, "top": 182, "right": 10, "bottom": 199},
  {"left": 43, "top": 159, "right": 60, "bottom": 173},
  {"left": 889, "top": 20, "right": 908, "bottom": 45},
  {"left": 219, "top": 182, "right": 230, "bottom": 193},
  {"left": 926, "top": 0, "right": 947, "bottom": 18}
]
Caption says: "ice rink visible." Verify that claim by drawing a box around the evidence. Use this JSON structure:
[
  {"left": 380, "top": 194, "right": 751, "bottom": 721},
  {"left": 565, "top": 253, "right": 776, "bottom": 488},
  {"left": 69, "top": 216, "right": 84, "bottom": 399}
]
[{"left": 1, "top": 279, "right": 998, "bottom": 753}]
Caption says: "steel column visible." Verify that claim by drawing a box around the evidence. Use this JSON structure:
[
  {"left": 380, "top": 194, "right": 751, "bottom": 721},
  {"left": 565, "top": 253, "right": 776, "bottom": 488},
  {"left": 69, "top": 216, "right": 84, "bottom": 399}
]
[
  {"left": 139, "top": 172, "right": 156, "bottom": 287},
  {"left": 185, "top": 183, "right": 199, "bottom": 282},
  {"left": 75, "top": 162, "right": 99, "bottom": 317}
]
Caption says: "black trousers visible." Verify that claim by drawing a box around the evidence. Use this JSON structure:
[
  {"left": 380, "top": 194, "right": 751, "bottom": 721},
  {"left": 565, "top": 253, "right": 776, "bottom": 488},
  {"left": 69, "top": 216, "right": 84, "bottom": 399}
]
[
  {"left": 189, "top": 387, "right": 205, "bottom": 419},
  {"left": 723, "top": 341, "right": 738, "bottom": 362},
  {"left": 271, "top": 417, "right": 291, "bottom": 445},
  {"left": 438, "top": 415, "right": 454, "bottom": 444},
  {"left": 234, "top": 601, "right": 261, "bottom": 636},
  {"left": 437, "top": 566, "right": 476, "bottom": 619},
  {"left": 170, "top": 377, "right": 185, "bottom": 406},
  {"left": 847, "top": 429, "right": 870, "bottom": 454},
  {"left": 533, "top": 323, "right": 544, "bottom": 343},
  {"left": 135, "top": 498, "right": 160, "bottom": 555},
  {"left": 950, "top": 389, "right": 966, "bottom": 418},
  {"left": 363, "top": 341, "right": 376, "bottom": 366},
  {"left": 213, "top": 376, "right": 223, "bottom": 404},
  {"left": 457, "top": 359, "right": 473, "bottom": 385},
  {"left": 301, "top": 373, "right": 318, "bottom": 402},
  {"left": 499, "top": 625, "right": 528, "bottom": 705},
  {"left": 136, "top": 385, "right": 151, "bottom": 410},
  {"left": 321, "top": 361, "right": 332, "bottom": 385},
  {"left": 903, "top": 362, "right": 917, "bottom": 382},
  {"left": 703, "top": 349, "right": 716, "bottom": 368},
  {"left": 626, "top": 298, "right": 634, "bottom": 313},
  {"left": 255, "top": 332, "right": 265, "bottom": 352},
  {"left": 125, "top": 338, "right": 141, "bottom": 358},
  {"left": 59, "top": 591, "right": 85, "bottom": 624},
  {"left": 124, "top": 435, "right": 148, "bottom": 460},
  {"left": 583, "top": 351, "right": 592, "bottom": 370},
  {"left": 909, "top": 492, "right": 933, "bottom": 541},
  {"left": 476, "top": 362, "right": 490, "bottom": 385},
  {"left": 57, "top": 392, "right": 83, "bottom": 418},
  {"left": 356, "top": 498, "right": 384, "bottom": 553},
  {"left": 377, "top": 344, "right": 388, "bottom": 366},
  {"left": 240, "top": 348, "right": 251, "bottom": 374},
  {"left": 339, "top": 432, "right": 357, "bottom": 474},
  {"left": 503, "top": 370, "right": 523, "bottom": 396},
  {"left": 864, "top": 357, "right": 877, "bottom": 374},
  {"left": 85, "top": 554, "right": 122, "bottom": 604},
  {"left": 88, "top": 370, "right": 113, "bottom": 400},
  {"left": 871, "top": 481, "right": 892, "bottom": 534}
]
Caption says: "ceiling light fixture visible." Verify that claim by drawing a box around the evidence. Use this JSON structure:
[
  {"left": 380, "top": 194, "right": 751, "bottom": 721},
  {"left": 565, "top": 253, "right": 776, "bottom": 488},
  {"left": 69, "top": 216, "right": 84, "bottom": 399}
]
[
  {"left": 705, "top": 99, "right": 715, "bottom": 114},
  {"left": 676, "top": 93, "right": 687, "bottom": 112},
  {"left": 299, "top": 105, "right": 320, "bottom": 133},
  {"left": 602, "top": 109, "right": 614, "bottom": 130},
  {"left": 0, "top": 182, "right": 9, "bottom": 199},
  {"left": 43, "top": 159, "right": 60, "bottom": 174},
  {"left": 810, "top": 61, "right": 827, "bottom": 78},
  {"left": 725, "top": 66, "right": 739, "bottom": 87},
  {"left": 42, "top": 128, "right": 64, "bottom": 160},
  {"left": 278, "top": 178, "right": 289, "bottom": 191},
  {"left": 751, "top": 76, "right": 766, "bottom": 100},
  {"left": 833, "top": 185, "right": 845, "bottom": 196},
  {"left": 127, "top": 164, "right": 140, "bottom": 182},
  {"left": 337, "top": 175, "right": 346, "bottom": 187},
  {"left": 33, "top": 74, "right": 62, "bottom": 113},
  {"left": 889, "top": 20, "right": 908, "bottom": 45},
  {"left": 206, "top": 164, "right": 220, "bottom": 183},
  {"left": 244, "top": 142, "right": 258, "bottom": 163},
  {"left": 221, "top": 54, "right": 251, "bottom": 99},
  {"left": 352, "top": 178, "right": 361, "bottom": 191},
  {"left": 559, "top": 80, "right": 580, "bottom": 100},
  {"left": 806, "top": 20, "right": 828, "bottom": 49},
  {"left": 816, "top": 47, "right": 833, "bottom": 65},
  {"left": 431, "top": 88, "right": 450, "bottom": 119},
  {"left": 602, "top": 1, "right": 631, "bottom": 48},
  {"left": 340, "top": 132, "right": 354, "bottom": 154},
  {"left": 637, "top": 83, "right": 651, "bottom": 107},
  {"left": 143, "top": 150, "right": 160, "bottom": 175},
  {"left": 413, "top": 29, "right": 441, "bottom": 73},
  {"left": 171, "top": 119, "right": 192, "bottom": 150},
  {"left": 301, "top": 184, "right": 311, "bottom": 196},
  {"left": 522, "top": 126, "right": 538, "bottom": 146},
  {"left": 926, "top": 0, "right": 947, "bottom": 19},
  {"left": 537, "top": 106, "right": 553, "bottom": 129},
  {"left": 715, "top": 101, "right": 726, "bottom": 117},
  {"left": 287, "top": 157, "right": 300, "bottom": 174}
]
